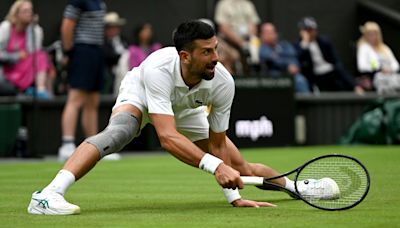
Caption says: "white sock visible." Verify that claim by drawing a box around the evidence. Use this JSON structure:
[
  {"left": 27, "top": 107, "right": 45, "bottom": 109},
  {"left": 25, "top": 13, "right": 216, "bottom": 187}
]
[
  {"left": 284, "top": 177, "right": 295, "bottom": 192},
  {"left": 43, "top": 170, "right": 75, "bottom": 195}
]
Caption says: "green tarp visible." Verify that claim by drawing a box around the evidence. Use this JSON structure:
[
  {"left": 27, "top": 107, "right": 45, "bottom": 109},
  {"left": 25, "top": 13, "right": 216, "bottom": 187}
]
[{"left": 340, "top": 99, "right": 400, "bottom": 145}]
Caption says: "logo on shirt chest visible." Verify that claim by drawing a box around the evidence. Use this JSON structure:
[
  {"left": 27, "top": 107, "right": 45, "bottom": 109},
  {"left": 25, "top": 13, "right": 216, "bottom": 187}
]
[
  {"left": 171, "top": 90, "right": 209, "bottom": 109},
  {"left": 190, "top": 92, "right": 210, "bottom": 108},
  {"left": 195, "top": 99, "right": 204, "bottom": 106}
]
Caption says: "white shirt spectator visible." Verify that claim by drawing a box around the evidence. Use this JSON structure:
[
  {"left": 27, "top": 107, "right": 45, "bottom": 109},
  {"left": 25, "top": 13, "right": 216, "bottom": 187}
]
[
  {"left": 357, "top": 42, "right": 399, "bottom": 73},
  {"left": 214, "top": 0, "right": 260, "bottom": 38}
]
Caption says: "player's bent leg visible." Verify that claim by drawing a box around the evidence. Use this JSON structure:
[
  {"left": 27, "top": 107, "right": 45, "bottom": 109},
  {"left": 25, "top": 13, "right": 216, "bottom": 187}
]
[
  {"left": 225, "top": 137, "right": 285, "bottom": 185},
  {"left": 224, "top": 137, "right": 299, "bottom": 197},
  {"left": 85, "top": 111, "right": 139, "bottom": 158},
  {"left": 193, "top": 137, "right": 284, "bottom": 185},
  {"left": 28, "top": 104, "right": 142, "bottom": 215}
]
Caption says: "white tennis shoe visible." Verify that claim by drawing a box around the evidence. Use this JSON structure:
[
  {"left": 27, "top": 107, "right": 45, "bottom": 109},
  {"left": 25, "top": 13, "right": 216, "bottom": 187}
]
[
  {"left": 297, "top": 178, "right": 340, "bottom": 200},
  {"left": 27, "top": 190, "right": 80, "bottom": 215}
]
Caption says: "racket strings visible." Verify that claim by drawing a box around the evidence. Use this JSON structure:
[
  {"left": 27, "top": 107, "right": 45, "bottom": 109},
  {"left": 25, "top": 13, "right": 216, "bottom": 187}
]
[{"left": 296, "top": 156, "right": 369, "bottom": 209}]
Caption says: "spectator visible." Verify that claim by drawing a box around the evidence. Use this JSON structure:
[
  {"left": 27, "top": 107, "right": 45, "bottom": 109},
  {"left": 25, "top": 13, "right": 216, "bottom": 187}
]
[
  {"left": 103, "top": 12, "right": 128, "bottom": 94},
  {"left": 128, "top": 23, "right": 161, "bottom": 69},
  {"left": 198, "top": 18, "right": 238, "bottom": 75},
  {"left": 0, "top": 0, "right": 51, "bottom": 98},
  {"left": 214, "top": 0, "right": 261, "bottom": 75},
  {"left": 59, "top": 0, "right": 120, "bottom": 161},
  {"left": 357, "top": 21, "right": 400, "bottom": 93},
  {"left": 259, "top": 23, "right": 310, "bottom": 93},
  {"left": 295, "top": 17, "right": 363, "bottom": 94}
]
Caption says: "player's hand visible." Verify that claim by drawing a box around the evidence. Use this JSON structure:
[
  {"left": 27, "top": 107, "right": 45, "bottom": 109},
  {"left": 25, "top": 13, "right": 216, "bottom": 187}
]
[
  {"left": 232, "top": 199, "right": 277, "bottom": 208},
  {"left": 214, "top": 163, "right": 243, "bottom": 189}
]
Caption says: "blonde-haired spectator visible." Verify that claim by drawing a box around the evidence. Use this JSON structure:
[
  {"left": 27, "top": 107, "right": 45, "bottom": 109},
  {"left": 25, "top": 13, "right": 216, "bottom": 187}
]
[
  {"left": 0, "top": 0, "right": 52, "bottom": 98},
  {"left": 357, "top": 21, "right": 400, "bottom": 92}
]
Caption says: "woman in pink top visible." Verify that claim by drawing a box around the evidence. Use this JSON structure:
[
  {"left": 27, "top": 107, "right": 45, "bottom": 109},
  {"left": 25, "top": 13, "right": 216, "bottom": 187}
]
[
  {"left": 0, "top": 0, "right": 51, "bottom": 98},
  {"left": 128, "top": 23, "right": 162, "bottom": 68}
]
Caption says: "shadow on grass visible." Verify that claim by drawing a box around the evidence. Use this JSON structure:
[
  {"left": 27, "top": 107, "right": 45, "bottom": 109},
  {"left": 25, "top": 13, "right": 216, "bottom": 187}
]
[
  {"left": 83, "top": 197, "right": 298, "bottom": 215},
  {"left": 84, "top": 201, "right": 226, "bottom": 214}
]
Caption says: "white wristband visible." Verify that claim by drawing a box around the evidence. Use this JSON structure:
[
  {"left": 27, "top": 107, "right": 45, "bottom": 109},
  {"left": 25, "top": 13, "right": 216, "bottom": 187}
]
[
  {"left": 199, "top": 153, "right": 223, "bottom": 174},
  {"left": 223, "top": 188, "right": 242, "bottom": 204}
]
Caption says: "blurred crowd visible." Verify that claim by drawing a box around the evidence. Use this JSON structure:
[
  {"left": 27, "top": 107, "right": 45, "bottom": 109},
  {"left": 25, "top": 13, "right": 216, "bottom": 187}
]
[
  {"left": 1, "top": 0, "right": 400, "bottom": 159},
  {"left": 1, "top": 0, "right": 400, "bottom": 99},
  {"left": 0, "top": 0, "right": 162, "bottom": 100},
  {"left": 212, "top": 0, "right": 399, "bottom": 95}
]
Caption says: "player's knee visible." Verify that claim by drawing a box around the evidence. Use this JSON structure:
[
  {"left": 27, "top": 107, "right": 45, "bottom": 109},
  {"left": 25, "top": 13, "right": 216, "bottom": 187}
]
[{"left": 85, "top": 112, "right": 139, "bottom": 158}]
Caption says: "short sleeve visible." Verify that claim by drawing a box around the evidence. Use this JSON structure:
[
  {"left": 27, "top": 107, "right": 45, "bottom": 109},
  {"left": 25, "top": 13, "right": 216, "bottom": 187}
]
[
  {"left": 357, "top": 44, "right": 371, "bottom": 72},
  {"left": 246, "top": 2, "right": 260, "bottom": 24},
  {"left": 63, "top": 0, "right": 83, "bottom": 20},
  {"left": 386, "top": 47, "right": 400, "bottom": 72},
  {"left": 143, "top": 69, "right": 174, "bottom": 116},
  {"left": 208, "top": 76, "right": 235, "bottom": 133},
  {"left": 214, "top": 1, "right": 229, "bottom": 25}
]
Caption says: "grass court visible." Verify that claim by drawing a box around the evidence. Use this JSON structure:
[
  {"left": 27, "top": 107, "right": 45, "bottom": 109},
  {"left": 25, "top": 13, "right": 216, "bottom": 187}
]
[{"left": 0, "top": 146, "right": 399, "bottom": 227}]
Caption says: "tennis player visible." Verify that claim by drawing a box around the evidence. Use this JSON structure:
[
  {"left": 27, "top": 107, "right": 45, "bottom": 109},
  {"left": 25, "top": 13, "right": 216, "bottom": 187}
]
[{"left": 28, "top": 20, "right": 334, "bottom": 215}]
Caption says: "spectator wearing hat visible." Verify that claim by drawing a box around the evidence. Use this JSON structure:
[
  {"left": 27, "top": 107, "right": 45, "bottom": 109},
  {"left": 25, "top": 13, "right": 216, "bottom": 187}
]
[
  {"left": 295, "top": 17, "right": 363, "bottom": 94},
  {"left": 103, "top": 12, "right": 128, "bottom": 94}
]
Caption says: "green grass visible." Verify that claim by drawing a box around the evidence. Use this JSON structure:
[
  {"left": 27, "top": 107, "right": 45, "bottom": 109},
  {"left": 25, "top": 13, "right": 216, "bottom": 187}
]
[{"left": 0, "top": 146, "right": 399, "bottom": 227}]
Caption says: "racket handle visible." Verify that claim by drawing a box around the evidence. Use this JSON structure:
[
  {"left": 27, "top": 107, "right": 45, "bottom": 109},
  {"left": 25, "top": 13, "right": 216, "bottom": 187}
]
[{"left": 241, "top": 176, "right": 264, "bottom": 185}]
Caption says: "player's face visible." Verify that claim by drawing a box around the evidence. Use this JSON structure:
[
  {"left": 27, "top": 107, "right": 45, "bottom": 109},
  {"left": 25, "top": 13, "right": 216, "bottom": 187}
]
[{"left": 188, "top": 36, "right": 219, "bottom": 81}]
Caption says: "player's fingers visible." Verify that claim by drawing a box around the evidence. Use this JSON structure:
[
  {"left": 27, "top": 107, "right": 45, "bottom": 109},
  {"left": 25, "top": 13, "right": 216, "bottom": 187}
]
[
  {"left": 236, "top": 176, "right": 244, "bottom": 189},
  {"left": 257, "top": 201, "right": 277, "bottom": 207}
]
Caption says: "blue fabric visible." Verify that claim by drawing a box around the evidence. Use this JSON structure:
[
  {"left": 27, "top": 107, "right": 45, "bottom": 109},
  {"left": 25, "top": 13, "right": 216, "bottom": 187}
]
[
  {"left": 259, "top": 41, "right": 299, "bottom": 73},
  {"left": 294, "top": 73, "right": 310, "bottom": 93},
  {"left": 259, "top": 41, "right": 310, "bottom": 93}
]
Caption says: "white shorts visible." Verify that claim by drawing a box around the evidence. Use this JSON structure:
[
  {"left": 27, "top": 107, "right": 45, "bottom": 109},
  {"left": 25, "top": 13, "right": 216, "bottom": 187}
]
[{"left": 113, "top": 70, "right": 209, "bottom": 142}]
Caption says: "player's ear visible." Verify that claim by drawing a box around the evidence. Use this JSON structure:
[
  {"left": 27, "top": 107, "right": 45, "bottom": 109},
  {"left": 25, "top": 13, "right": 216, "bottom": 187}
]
[{"left": 179, "top": 50, "right": 191, "bottom": 64}]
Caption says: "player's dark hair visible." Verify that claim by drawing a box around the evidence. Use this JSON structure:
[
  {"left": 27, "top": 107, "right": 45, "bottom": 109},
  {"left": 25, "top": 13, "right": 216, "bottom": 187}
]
[{"left": 173, "top": 20, "right": 215, "bottom": 52}]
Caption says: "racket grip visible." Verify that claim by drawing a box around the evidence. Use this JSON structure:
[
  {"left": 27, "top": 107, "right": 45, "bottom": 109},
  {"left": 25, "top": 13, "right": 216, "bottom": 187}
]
[{"left": 241, "top": 176, "right": 264, "bottom": 185}]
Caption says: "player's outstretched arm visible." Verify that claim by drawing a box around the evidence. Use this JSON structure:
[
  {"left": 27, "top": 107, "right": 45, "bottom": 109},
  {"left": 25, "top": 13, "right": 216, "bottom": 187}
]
[
  {"left": 209, "top": 130, "right": 276, "bottom": 208},
  {"left": 150, "top": 113, "right": 243, "bottom": 189}
]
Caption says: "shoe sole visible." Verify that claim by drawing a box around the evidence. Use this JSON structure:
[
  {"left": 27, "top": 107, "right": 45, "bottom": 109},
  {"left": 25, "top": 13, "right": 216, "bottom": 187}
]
[{"left": 27, "top": 200, "right": 81, "bottom": 215}]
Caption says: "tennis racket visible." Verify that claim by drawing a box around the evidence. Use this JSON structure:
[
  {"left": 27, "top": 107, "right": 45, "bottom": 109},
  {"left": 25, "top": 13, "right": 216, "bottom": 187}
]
[{"left": 241, "top": 154, "right": 370, "bottom": 211}]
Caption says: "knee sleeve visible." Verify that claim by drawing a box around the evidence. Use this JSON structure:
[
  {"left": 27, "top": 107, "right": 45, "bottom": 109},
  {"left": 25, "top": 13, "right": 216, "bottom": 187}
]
[{"left": 86, "top": 112, "right": 139, "bottom": 158}]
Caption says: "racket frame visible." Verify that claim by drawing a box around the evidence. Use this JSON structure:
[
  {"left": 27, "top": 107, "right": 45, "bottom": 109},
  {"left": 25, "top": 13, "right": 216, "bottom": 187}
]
[{"left": 241, "top": 154, "right": 370, "bottom": 211}]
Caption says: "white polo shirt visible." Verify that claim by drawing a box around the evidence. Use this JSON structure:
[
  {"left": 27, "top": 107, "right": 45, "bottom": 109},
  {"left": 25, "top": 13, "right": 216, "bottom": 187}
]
[{"left": 114, "top": 47, "right": 235, "bottom": 138}]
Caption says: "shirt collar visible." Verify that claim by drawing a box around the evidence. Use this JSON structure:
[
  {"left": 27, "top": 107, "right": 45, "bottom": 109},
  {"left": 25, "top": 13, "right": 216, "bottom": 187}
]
[{"left": 174, "top": 57, "right": 187, "bottom": 88}]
